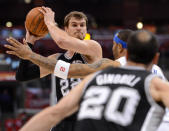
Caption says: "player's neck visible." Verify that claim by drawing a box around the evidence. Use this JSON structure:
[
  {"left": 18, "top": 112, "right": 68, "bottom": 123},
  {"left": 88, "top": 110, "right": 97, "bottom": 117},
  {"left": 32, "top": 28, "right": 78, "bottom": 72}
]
[
  {"left": 115, "top": 51, "right": 126, "bottom": 60},
  {"left": 126, "top": 61, "right": 150, "bottom": 70}
]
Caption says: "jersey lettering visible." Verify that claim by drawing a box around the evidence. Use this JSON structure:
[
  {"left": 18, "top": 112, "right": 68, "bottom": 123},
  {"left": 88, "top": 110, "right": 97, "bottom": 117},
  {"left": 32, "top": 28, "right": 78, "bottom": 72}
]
[
  {"left": 78, "top": 86, "right": 110, "bottom": 119},
  {"left": 60, "top": 66, "right": 65, "bottom": 72},
  {"left": 60, "top": 78, "right": 81, "bottom": 96},
  {"left": 105, "top": 87, "right": 140, "bottom": 126},
  {"left": 96, "top": 74, "right": 141, "bottom": 87},
  {"left": 78, "top": 86, "right": 140, "bottom": 126}
]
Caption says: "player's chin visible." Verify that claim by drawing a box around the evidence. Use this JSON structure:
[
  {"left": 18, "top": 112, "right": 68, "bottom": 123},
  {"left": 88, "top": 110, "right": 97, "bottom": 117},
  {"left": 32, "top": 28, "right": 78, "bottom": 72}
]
[{"left": 75, "top": 34, "right": 85, "bottom": 40}]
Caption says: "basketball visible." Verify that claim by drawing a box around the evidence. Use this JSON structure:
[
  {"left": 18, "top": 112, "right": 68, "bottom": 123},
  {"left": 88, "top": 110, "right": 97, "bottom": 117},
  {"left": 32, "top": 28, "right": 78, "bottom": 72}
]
[{"left": 25, "top": 7, "right": 48, "bottom": 37}]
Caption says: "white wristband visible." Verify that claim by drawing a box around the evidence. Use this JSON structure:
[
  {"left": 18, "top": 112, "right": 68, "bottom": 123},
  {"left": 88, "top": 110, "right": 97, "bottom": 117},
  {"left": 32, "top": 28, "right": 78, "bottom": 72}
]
[{"left": 54, "top": 60, "right": 70, "bottom": 79}]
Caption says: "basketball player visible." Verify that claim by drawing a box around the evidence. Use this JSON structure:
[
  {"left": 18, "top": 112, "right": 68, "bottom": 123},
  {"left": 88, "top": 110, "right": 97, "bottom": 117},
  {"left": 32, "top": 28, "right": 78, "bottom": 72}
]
[
  {"left": 6, "top": 10, "right": 102, "bottom": 131},
  {"left": 16, "top": 10, "right": 101, "bottom": 79},
  {"left": 17, "top": 30, "right": 169, "bottom": 131}
]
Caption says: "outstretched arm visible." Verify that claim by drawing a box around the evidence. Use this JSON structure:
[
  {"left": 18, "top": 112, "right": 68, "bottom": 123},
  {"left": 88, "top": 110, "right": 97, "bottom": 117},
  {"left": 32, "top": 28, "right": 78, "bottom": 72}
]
[
  {"left": 9, "top": 37, "right": 41, "bottom": 81},
  {"left": 8, "top": 29, "right": 48, "bottom": 81},
  {"left": 5, "top": 37, "right": 58, "bottom": 79},
  {"left": 19, "top": 73, "right": 94, "bottom": 131},
  {"left": 68, "top": 58, "right": 120, "bottom": 78},
  {"left": 6, "top": 37, "right": 120, "bottom": 79}
]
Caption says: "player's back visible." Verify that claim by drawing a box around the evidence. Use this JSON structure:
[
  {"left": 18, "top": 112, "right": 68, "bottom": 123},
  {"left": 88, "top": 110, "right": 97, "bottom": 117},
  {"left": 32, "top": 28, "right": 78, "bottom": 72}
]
[{"left": 75, "top": 66, "right": 164, "bottom": 131}]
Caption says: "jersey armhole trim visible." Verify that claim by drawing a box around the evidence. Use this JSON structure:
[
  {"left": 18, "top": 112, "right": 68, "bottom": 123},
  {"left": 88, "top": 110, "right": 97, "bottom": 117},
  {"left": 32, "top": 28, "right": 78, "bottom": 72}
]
[{"left": 144, "top": 74, "right": 161, "bottom": 107}]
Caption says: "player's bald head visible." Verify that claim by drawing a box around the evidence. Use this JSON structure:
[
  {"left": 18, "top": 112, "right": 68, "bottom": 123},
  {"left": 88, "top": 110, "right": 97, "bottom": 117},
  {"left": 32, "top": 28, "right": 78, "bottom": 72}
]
[
  {"left": 127, "top": 30, "right": 159, "bottom": 65},
  {"left": 137, "top": 30, "right": 152, "bottom": 43}
]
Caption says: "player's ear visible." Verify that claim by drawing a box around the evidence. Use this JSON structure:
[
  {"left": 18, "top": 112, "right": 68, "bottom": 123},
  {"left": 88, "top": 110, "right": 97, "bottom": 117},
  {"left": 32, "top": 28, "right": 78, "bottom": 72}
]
[
  {"left": 152, "top": 52, "right": 159, "bottom": 65},
  {"left": 118, "top": 44, "right": 123, "bottom": 53}
]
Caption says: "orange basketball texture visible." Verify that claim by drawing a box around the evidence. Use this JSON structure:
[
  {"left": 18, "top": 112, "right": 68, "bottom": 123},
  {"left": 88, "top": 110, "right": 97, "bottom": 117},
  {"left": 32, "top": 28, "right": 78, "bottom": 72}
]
[{"left": 25, "top": 7, "right": 48, "bottom": 36}]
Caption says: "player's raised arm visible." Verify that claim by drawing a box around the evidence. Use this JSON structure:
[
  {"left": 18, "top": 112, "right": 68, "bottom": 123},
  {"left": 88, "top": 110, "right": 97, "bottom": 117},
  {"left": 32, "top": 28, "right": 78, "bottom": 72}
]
[
  {"left": 5, "top": 37, "right": 57, "bottom": 80},
  {"left": 39, "top": 7, "right": 102, "bottom": 62}
]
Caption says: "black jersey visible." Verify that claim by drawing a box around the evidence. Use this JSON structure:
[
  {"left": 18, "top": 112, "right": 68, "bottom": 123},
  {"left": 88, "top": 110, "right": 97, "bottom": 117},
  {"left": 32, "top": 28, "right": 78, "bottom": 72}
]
[
  {"left": 75, "top": 66, "right": 164, "bottom": 131},
  {"left": 56, "top": 52, "right": 86, "bottom": 120},
  {"left": 51, "top": 52, "right": 87, "bottom": 131},
  {"left": 56, "top": 52, "right": 87, "bottom": 100}
]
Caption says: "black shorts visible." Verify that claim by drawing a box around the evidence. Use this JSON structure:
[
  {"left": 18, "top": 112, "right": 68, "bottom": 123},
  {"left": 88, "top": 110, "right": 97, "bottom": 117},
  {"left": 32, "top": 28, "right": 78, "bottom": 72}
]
[{"left": 50, "top": 120, "right": 75, "bottom": 131}]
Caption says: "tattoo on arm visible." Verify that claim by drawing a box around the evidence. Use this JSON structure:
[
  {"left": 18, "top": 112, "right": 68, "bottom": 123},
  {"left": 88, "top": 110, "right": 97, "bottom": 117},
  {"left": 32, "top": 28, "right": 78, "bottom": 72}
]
[
  {"left": 88, "top": 58, "right": 110, "bottom": 69},
  {"left": 29, "top": 52, "right": 57, "bottom": 73},
  {"left": 68, "top": 58, "right": 118, "bottom": 78}
]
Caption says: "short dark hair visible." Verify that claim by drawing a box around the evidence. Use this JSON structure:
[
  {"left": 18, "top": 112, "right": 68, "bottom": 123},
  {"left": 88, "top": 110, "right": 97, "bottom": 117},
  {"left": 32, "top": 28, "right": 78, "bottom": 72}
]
[
  {"left": 127, "top": 30, "right": 159, "bottom": 65},
  {"left": 117, "top": 29, "right": 133, "bottom": 42},
  {"left": 64, "top": 11, "right": 88, "bottom": 27}
]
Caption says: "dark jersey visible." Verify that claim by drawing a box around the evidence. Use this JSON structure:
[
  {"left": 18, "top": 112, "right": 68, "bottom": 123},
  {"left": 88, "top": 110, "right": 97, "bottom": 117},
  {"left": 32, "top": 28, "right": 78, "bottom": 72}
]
[
  {"left": 57, "top": 52, "right": 87, "bottom": 121},
  {"left": 52, "top": 52, "right": 87, "bottom": 131},
  {"left": 56, "top": 52, "right": 87, "bottom": 102},
  {"left": 75, "top": 66, "right": 164, "bottom": 131}
]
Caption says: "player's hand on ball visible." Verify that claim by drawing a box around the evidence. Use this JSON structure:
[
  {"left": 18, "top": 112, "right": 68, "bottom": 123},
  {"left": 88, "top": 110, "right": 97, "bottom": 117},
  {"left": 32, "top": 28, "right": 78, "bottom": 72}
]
[{"left": 40, "top": 6, "right": 56, "bottom": 26}]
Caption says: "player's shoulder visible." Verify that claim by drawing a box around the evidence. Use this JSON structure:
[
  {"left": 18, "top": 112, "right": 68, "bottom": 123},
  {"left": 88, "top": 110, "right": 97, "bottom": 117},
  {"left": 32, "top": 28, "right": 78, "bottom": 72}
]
[
  {"left": 115, "top": 56, "right": 126, "bottom": 66},
  {"left": 152, "top": 64, "right": 163, "bottom": 74},
  {"left": 152, "top": 64, "right": 161, "bottom": 70}
]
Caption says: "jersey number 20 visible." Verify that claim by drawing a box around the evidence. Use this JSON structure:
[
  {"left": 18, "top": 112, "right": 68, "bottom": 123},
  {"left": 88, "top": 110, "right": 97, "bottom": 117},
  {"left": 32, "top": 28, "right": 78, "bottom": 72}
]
[{"left": 78, "top": 86, "right": 140, "bottom": 126}]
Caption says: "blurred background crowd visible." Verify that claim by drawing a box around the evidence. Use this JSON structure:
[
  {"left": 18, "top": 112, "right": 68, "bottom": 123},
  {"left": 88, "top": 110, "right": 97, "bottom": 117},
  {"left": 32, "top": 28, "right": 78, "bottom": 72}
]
[{"left": 0, "top": 0, "right": 169, "bottom": 130}]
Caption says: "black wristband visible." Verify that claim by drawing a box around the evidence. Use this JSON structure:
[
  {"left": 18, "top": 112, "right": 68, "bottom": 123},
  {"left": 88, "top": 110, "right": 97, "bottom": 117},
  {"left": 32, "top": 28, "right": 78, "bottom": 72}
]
[{"left": 27, "top": 42, "right": 33, "bottom": 49}]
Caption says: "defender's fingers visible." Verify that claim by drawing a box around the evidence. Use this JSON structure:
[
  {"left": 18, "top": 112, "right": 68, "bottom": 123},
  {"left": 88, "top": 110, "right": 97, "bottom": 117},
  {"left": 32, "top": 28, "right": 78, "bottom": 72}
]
[
  {"left": 6, "top": 51, "right": 18, "bottom": 57},
  {"left": 9, "top": 37, "right": 22, "bottom": 46},
  {"left": 4, "top": 44, "right": 18, "bottom": 51},
  {"left": 6, "top": 37, "right": 21, "bottom": 47},
  {"left": 6, "top": 38, "right": 18, "bottom": 47}
]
